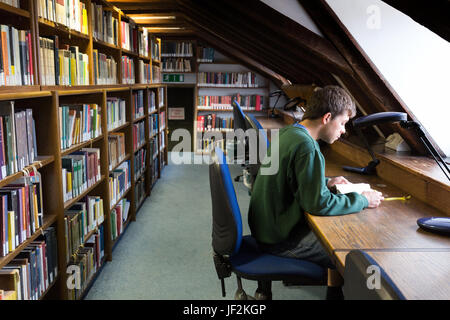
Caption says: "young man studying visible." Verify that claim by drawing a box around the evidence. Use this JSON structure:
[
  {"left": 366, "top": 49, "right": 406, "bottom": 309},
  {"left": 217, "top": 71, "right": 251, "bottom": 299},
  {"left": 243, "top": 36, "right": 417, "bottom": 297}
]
[{"left": 248, "top": 85, "right": 384, "bottom": 298}]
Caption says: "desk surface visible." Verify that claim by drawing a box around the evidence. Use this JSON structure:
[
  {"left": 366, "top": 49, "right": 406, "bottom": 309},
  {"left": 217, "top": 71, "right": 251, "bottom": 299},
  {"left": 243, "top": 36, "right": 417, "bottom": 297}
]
[
  {"left": 307, "top": 152, "right": 450, "bottom": 256},
  {"left": 335, "top": 250, "right": 450, "bottom": 300}
]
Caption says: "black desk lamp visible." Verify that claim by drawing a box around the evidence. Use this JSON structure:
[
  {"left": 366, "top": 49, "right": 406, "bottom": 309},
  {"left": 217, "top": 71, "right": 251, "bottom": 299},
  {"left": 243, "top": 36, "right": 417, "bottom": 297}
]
[
  {"left": 343, "top": 112, "right": 407, "bottom": 175},
  {"left": 344, "top": 111, "right": 450, "bottom": 235},
  {"left": 269, "top": 90, "right": 283, "bottom": 118}
]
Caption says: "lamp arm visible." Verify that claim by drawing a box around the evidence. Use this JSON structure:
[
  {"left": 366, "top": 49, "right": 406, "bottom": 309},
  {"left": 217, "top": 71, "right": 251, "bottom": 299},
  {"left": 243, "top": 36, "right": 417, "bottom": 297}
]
[
  {"left": 342, "top": 128, "right": 380, "bottom": 175},
  {"left": 270, "top": 94, "right": 281, "bottom": 118},
  {"left": 401, "top": 121, "right": 450, "bottom": 182},
  {"left": 356, "top": 128, "right": 378, "bottom": 163}
]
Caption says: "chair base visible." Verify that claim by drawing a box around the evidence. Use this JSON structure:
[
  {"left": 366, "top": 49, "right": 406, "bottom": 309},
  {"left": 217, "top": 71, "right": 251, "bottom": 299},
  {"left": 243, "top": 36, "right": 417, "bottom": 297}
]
[{"left": 234, "top": 277, "right": 272, "bottom": 300}]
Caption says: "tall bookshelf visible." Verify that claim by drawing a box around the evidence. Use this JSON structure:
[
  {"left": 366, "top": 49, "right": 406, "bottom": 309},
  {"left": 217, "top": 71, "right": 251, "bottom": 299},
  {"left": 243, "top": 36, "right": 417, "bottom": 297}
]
[
  {"left": 195, "top": 44, "right": 269, "bottom": 155},
  {"left": 0, "top": 0, "right": 167, "bottom": 300}
]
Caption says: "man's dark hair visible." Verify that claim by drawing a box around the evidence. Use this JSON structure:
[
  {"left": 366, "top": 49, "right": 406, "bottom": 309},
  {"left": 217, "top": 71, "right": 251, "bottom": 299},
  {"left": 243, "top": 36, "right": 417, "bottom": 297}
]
[{"left": 302, "top": 85, "right": 356, "bottom": 120}]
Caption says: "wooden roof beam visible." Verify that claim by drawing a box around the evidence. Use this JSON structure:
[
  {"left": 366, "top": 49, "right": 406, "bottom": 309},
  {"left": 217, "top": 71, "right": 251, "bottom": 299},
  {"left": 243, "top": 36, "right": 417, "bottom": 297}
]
[
  {"left": 177, "top": 0, "right": 329, "bottom": 85},
  {"left": 224, "top": 0, "right": 353, "bottom": 77}
]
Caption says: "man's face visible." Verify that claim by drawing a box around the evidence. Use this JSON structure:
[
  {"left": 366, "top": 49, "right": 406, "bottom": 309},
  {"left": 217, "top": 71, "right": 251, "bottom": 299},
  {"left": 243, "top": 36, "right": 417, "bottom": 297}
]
[{"left": 320, "top": 112, "right": 350, "bottom": 144}]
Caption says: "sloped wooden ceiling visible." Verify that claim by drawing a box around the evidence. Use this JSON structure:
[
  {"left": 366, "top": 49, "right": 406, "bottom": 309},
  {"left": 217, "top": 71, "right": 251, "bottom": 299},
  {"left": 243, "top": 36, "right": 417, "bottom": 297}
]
[{"left": 109, "top": 0, "right": 442, "bottom": 155}]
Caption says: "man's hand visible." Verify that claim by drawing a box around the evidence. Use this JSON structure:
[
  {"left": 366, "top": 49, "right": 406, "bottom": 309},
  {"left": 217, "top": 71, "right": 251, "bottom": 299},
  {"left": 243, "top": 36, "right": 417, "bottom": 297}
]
[
  {"left": 327, "top": 176, "right": 350, "bottom": 189},
  {"left": 362, "top": 190, "right": 384, "bottom": 208}
]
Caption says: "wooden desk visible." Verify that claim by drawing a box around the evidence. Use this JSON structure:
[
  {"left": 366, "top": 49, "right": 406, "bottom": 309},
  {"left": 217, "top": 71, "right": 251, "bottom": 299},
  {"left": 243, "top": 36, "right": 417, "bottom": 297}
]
[
  {"left": 307, "top": 151, "right": 450, "bottom": 299},
  {"left": 307, "top": 152, "right": 450, "bottom": 255},
  {"left": 335, "top": 250, "right": 450, "bottom": 300}
]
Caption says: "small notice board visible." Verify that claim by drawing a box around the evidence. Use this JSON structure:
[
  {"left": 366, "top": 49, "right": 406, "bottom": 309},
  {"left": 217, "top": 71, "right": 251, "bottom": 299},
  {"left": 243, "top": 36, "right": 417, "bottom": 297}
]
[{"left": 168, "top": 107, "right": 185, "bottom": 120}]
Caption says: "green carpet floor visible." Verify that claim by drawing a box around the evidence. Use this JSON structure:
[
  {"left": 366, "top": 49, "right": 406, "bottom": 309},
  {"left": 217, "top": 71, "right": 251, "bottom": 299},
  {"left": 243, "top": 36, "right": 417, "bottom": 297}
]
[{"left": 85, "top": 153, "right": 327, "bottom": 300}]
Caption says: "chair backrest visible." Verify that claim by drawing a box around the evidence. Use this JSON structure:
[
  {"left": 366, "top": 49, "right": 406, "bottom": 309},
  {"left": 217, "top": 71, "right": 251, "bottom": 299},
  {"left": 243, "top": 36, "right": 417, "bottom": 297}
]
[
  {"left": 245, "top": 114, "right": 269, "bottom": 149},
  {"left": 232, "top": 99, "right": 251, "bottom": 131},
  {"left": 209, "top": 146, "right": 243, "bottom": 256},
  {"left": 343, "top": 250, "right": 406, "bottom": 300}
]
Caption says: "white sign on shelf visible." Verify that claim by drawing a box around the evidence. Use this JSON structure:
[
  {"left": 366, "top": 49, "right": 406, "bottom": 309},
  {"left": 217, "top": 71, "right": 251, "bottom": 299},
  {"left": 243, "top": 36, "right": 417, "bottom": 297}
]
[{"left": 168, "top": 107, "right": 185, "bottom": 120}]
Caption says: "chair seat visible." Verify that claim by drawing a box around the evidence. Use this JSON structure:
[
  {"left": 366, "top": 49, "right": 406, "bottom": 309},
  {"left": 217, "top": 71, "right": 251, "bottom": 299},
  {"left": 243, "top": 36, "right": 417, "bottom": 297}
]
[{"left": 230, "top": 236, "right": 327, "bottom": 283}]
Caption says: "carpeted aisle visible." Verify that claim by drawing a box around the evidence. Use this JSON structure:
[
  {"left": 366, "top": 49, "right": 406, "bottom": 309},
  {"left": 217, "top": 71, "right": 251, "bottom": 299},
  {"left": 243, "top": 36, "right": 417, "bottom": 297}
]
[{"left": 85, "top": 153, "right": 326, "bottom": 300}]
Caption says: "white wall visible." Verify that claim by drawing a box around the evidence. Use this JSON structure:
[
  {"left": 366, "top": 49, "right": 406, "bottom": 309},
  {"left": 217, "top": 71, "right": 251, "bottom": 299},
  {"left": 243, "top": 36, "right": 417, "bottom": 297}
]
[
  {"left": 260, "top": 0, "right": 324, "bottom": 37},
  {"left": 325, "top": 0, "right": 450, "bottom": 156}
]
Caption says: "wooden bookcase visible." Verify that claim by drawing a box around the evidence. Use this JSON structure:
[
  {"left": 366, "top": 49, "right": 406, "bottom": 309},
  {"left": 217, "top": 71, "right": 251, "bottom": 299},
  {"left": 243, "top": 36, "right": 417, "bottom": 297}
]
[
  {"left": 194, "top": 44, "right": 269, "bottom": 155},
  {"left": 0, "top": 0, "right": 167, "bottom": 300}
]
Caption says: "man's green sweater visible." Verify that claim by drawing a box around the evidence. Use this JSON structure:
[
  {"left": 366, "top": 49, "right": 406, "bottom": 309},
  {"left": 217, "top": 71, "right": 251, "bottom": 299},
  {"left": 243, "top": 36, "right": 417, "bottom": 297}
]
[{"left": 248, "top": 124, "right": 369, "bottom": 245}]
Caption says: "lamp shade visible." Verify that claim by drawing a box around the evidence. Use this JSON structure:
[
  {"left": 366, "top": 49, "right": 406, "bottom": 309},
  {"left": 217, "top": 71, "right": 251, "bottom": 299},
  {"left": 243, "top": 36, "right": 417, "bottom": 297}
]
[{"left": 353, "top": 112, "right": 407, "bottom": 128}]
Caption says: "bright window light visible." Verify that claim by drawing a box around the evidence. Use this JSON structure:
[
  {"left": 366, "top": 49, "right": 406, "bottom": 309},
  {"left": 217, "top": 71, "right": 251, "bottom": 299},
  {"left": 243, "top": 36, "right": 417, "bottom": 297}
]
[{"left": 326, "top": 0, "right": 450, "bottom": 156}]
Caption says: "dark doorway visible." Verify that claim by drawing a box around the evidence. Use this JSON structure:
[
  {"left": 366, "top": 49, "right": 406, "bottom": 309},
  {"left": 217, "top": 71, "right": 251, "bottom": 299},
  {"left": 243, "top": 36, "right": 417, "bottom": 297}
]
[{"left": 167, "top": 86, "right": 195, "bottom": 151}]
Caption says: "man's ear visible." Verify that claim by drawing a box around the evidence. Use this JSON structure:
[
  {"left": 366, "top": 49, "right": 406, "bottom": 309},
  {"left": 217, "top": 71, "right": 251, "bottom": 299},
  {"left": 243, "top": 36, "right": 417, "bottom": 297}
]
[{"left": 322, "top": 112, "right": 332, "bottom": 125}]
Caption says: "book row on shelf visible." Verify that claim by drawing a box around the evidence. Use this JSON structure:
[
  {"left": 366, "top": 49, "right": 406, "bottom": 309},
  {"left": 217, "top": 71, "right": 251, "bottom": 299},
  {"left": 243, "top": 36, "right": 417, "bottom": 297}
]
[
  {"left": 59, "top": 104, "right": 101, "bottom": 150},
  {"left": 64, "top": 195, "right": 105, "bottom": 264},
  {"left": 0, "top": 174, "right": 44, "bottom": 257},
  {"left": 109, "top": 161, "right": 131, "bottom": 210},
  {"left": 0, "top": 1, "right": 163, "bottom": 88},
  {"left": 67, "top": 224, "right": 104, "bottom": 300},
  {"left": 134, "top": 148, "right": 146, "bottom": 181},
  {"left": 150, "top": 136, "right": 158, "bottom": 160},
  {"left": 121, "top": 56, "right": 135, "bottom": 85},
  {"left": 38, "top": 0, "right": 89, "bottom": 36},
  {"left": 0, "top": 84, "right": 167, "bottom": 300},
  {"left": 38, "top": 38, "right": 162, "bottom": 86},
  {"left": 0, "top": 25, "right": 34, "bottom": 86},
  {"left": 110, "top": 198, "right": 130, "bottom": 242},
  {"left": 133, "top": 121, "right": 146, "bottom": 151},
  {"left": 107, "top": 98, "right": 126, "bottom": 131},
  {"left": 38, "top": 0, "right": 159, "bottom": 61},
  {"left": 197, "top": 71, "right": 261, "bottom": 87},
  {"left": 197, "top": 94, "right": 266, "bottom": 111},
  {"left": 0, "top": 226, "right": 58, "bottom": 300},
  {"left": 151, "top": 40, "right": 160, "bottom": 62},
  {"left": 196, "top": 114, "right": 234, "bottom": 132},
  {"left": 39, "top": 38, "right": 89, "bottom": 86},
  {"left": 108, "top": 133, "right": 125, "bottom": 171},
  {"left": 62, "top": 148, "right": 101, "bottom": 203},
  {"left": 149, "top": 114, "right": 158, "bottom": 137},
  {"left": 120, "top": 20, "right": 137, "bottom": 53},
  {"left": 0, "top": 1, "right": 20, "bottom": 8},
  {"left": 197, "top": 47, "right": 215, "bottom": 63},
  {"left": 93, "top": 50, "right": 118, "bottom": 86},
  {"left": 197, "top": 137, "right": 225, "bottom": 154},
  {"left": 91, "top": 3, "right": 119, "bottom": 46},
  {"left": 0, "top": 101, "right": 37, "bottom": 177},
  {"left": 133, "top": 89, "right": 144, "bottom": 119},
  {"left": 134, "top": 178, "right": 145, "bottom": 209},
  {"left": 149, "top": 89, "right": 157, "bottom": 113},
  {"left": 138, "top": 61, "right": 151, "bottom": 84},
  {"left": 162, "top": 58, "right": 192, "bottom": 72},
  {"left": 161, "top": 41, "right": 193, "bottom": 57}
]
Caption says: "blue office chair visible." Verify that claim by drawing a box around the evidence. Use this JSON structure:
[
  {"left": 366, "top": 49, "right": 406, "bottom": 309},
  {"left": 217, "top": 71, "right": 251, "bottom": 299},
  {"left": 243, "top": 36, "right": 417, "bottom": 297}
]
[
  {"left": 343, "top": 250, "right": 406, "bottom": 300},
  {"left": 232, "top": 99, "right": 252, "bottom": 132},
  {"left": 242, "top": 114, "right": 270, "bottom": 192},
  {"left": 209, "top": 146, "right": 327, "bottom": 300},
  {"left": 231, "top": 99, "right": 252, "bottom": 182}
]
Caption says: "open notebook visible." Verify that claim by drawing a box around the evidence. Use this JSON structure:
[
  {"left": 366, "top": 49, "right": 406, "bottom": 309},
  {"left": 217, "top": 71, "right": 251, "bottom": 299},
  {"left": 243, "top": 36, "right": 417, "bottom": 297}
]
[{"left": 335, "top": 183, "right": 372, "bottom": 194}]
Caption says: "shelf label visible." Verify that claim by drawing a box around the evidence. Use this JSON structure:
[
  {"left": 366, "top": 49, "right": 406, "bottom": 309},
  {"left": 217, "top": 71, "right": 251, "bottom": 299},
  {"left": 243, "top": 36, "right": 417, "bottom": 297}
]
[
  {"left": 168, "top": 108, "right": 185, "bottom": 120},
  {"left": 163, "top": 74, "right": 185, "bottom": 82}
]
